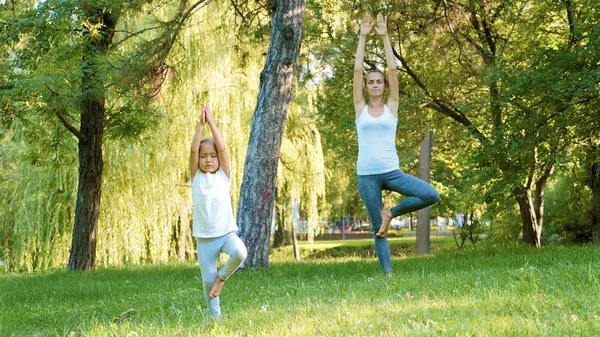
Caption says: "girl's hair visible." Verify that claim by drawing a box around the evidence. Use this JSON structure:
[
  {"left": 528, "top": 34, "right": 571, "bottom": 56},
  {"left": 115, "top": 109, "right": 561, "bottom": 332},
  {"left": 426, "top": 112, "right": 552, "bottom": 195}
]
[{"left": 198, "top": 137, "right": 216, "bottom": 152}]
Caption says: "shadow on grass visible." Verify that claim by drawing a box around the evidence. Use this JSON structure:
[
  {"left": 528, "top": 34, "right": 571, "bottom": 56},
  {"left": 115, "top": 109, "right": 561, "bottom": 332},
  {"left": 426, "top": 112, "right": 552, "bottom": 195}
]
[
  {"left": 271, "top": 237, "right": 457, "bottom": 261},
  {"left": 301, "top": 242, "right": 413, "bottom": 259}
]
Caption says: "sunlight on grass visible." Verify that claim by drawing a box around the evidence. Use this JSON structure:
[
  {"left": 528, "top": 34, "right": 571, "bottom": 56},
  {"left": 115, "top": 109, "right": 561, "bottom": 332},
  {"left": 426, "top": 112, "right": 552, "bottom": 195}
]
[{"left": 1, "top": 241, "right": 599, "bottom": 336}]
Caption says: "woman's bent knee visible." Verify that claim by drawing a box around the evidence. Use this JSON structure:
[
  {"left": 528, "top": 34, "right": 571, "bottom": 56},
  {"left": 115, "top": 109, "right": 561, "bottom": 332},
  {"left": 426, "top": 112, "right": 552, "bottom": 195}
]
[{"left": 425, "top": 190, "right": 440, "bottom": 205}]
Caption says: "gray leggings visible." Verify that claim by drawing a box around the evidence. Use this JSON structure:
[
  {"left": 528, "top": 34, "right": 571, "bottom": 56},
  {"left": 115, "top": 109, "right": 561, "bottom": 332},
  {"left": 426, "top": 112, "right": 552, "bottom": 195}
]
[
  {"left": 196, "top": 231, "right": 247, "bottom": 317},
  {"left": 358, "top": 169, "right": 439, "bottom": 274}
]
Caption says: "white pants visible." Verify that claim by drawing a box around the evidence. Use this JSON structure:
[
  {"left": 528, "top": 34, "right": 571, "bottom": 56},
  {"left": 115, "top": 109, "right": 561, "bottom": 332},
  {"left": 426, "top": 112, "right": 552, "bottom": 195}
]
[{"left": 196, "top": 232, "right": 247, "bottom": 317}]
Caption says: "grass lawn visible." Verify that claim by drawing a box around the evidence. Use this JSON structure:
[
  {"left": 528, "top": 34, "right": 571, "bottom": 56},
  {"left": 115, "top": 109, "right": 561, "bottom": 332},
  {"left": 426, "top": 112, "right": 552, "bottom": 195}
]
[{"left": 1, "top": 238, "right": 599, "bottom": 336}]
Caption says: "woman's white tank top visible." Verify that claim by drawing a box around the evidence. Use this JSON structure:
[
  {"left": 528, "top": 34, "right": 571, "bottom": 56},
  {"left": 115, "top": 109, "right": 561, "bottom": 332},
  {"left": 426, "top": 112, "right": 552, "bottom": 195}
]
[{"left": 355, "top": 104, "right": 399, "bottom": 175}]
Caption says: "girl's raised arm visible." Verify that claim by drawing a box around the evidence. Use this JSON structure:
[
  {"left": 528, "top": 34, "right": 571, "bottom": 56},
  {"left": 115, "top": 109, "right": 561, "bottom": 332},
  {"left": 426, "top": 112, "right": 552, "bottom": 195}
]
[
  {"left": 204, "top": 104, "right": 231, "bottom": 178},
  {"left": 189, "top": 112, "right": 205, "bottom": 183}
]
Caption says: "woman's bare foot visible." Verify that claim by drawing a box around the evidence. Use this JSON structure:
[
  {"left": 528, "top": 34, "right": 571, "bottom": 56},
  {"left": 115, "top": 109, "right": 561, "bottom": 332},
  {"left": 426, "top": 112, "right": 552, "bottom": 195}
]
[
  {"left": 376, "top": 209, "right": 393, "bottom": 237},
  {"left": 209, "top": 276, "right": 225, "bottom": 298}
]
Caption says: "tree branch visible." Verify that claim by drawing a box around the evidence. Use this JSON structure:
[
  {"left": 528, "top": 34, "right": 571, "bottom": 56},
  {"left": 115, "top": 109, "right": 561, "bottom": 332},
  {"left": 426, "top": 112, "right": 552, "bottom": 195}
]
[
  {"left": 391, "top": 45, "right": 488, "bottom": 144},
  {"left": 564, "top": 0, "right": 578, "bottom": 47},
  {"left": 131, "top": 0, "right": 211, "bottom": 97},
  {"left": 54, "top": 107, "right": 88, "bottom": 143},
  {"left": 111, "top": 26, "right": 161, "bottom": 49},
  {"left": 478, "top": 0, "right": 496, "bottom": 57},
  {"left": 45, "top": 84, "right": 88, "bottom": 142}
]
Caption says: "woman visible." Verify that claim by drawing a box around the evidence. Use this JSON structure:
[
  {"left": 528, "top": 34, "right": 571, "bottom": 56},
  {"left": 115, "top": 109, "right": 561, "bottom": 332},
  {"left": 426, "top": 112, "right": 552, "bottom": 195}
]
[{"left": 353, "top": 13, "right": 440, "bottom": 276}]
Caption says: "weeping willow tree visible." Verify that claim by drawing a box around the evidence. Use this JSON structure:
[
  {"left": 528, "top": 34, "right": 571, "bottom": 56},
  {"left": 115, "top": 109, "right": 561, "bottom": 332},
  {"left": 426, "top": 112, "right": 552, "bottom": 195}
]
[
  {"left": 1, "top": 0, "right": 218, "bottom": 271},
  {"left": 0, "top": 0, "right": 257, "bottom": 271},
  {"left": 274, "top": 88, "right": 326, "bottom": 248},
  {"left": 96, "top": 1, "right": 263, "bottom": 265},
  {"left": 0, "top": 117, "right": 78, "bottom": 271}
]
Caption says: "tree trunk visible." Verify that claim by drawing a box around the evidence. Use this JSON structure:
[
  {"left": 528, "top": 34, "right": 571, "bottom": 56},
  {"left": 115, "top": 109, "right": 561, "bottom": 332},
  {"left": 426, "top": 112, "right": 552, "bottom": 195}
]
[
  {"left": 273, "top": 204, "right": 288, "bottom": 248},
  {"left": 513, "top": 187, "right": 542, "bottom": 247},
  {"left": 236, "top": 0, "right": 305, "bottom": 268},
  {"left": 591, "top": 163, "right": 600, "bottom": 244},
  {"left": 416, "top": 128, "right": 433, "bottom": 254},
  {"left": 513, "top": 162, "right": 552, "bottom": 248},
  {"left": 273, "top": 186, "right": 284, "bottom": 248},
  {"left": 68, "top": 9, "right": 117, "bottom": 271},
  {"left": 291, "top": 220, "right": 300, "bottom": 261}
]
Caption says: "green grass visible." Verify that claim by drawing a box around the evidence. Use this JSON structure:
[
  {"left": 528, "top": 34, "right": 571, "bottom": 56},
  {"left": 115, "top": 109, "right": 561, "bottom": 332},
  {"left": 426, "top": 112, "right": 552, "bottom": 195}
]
[{"left": 1, "top": 238, "right": 599, "bottom": 336}]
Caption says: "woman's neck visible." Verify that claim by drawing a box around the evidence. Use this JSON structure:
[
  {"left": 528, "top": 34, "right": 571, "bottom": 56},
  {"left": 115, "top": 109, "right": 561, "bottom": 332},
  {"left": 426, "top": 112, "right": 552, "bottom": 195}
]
[{"left": 369, "top": 98, "right": 385, "bottom": 108}]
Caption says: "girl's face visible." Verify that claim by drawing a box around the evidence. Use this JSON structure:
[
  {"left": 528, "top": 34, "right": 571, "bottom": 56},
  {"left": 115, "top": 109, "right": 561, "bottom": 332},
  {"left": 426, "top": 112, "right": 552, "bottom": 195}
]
[
  {"left": 365, "top": 72, "right": 385, "bottom": 98},
  {"left": 198, "top": 142, "right": 220, "bottom": 173}
]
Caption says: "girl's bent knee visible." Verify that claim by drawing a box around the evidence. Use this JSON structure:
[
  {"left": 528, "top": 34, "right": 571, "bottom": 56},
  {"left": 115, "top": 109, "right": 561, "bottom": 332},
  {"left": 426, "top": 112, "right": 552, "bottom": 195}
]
[{"left": 234, "top": 245, "right": 248, "bottom": 262}]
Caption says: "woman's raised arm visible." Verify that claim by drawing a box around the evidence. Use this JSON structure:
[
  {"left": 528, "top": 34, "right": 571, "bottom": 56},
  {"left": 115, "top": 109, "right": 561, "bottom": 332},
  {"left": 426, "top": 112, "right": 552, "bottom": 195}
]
[
  {"left": 353, "top": 13, "right": 373, "bottom": 119},
  {"left": 375, "top": 13, "right": 399, "bottom": 116}
]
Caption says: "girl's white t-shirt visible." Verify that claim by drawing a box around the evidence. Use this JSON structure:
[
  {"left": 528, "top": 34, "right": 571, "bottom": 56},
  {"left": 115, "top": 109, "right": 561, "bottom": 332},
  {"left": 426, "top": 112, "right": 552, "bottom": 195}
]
[
  {"left": 191, "top": 168, "right": 238, "bottom": 238},
  {"left": 355, "top": 104, "right": 400, "bottom": 175}
]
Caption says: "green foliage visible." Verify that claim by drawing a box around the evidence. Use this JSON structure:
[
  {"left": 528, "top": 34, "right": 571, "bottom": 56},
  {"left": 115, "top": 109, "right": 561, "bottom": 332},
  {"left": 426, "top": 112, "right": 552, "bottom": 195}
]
[
  {"left": 545, "top": 168, "right": 594, "bottom": 244},
  {"left": 0, "top": 118, "right": 77, "bottom": 271},
  {"left": 277, "top": 87, "right": 326, "bottom": 240},
  {"left": 0, "top": 1, "right": 265, "bottom": 269},
  {"left": 310, "top": 0, "right": 600, "bottom": 246},
  {"left": 105, "top": 103, "right": 162, "bottom": 140},
  {"left": 95, "top": 1, "right": 264, "bottom": 265},
  {"left": 484, "top": 202, "right": 522, "bottom": 246}
]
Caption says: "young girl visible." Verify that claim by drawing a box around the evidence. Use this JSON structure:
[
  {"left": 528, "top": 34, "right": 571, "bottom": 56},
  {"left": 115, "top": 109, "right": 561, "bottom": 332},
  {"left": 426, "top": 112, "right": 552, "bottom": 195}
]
[
  {"left": 190, "top": 103, "right": 247, "bottom": 318},
  {"left": 353, "top": 13, "right": 439, "bottom": 276}
]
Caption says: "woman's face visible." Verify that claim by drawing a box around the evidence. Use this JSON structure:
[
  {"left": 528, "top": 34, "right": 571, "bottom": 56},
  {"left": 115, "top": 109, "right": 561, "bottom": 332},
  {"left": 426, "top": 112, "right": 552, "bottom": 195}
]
[
  {"left": 365, "top": 72, "right": 385, "bottom": 98},
  {"left": 198, "top": 142, "right": 220, "bottom": 173}
]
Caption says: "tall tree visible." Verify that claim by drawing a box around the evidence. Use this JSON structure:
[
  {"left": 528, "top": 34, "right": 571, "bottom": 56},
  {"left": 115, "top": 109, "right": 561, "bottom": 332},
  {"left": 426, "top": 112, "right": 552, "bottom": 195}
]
[{"left": 236, "top": 0, "right": 306, "bottom": 268}]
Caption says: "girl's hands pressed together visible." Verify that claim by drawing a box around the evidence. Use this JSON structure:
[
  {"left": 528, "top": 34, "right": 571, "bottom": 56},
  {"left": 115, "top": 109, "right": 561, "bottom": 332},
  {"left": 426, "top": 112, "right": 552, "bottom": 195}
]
[
  {"left": 203, "top": 104, "right": 214, "bottom": 124},
  {"left": 201, "top": 106, "right": 206, "bottom": 125}
]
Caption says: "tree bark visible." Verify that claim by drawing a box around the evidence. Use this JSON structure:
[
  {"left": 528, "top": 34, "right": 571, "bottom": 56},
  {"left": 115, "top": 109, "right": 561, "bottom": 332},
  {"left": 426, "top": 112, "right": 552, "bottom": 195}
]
[
  {"left": 591, "top": 163, "right": 600, "bottom": 244},
  {"left": 416, "top": 128, "right": 433, "bottom": 254},
  {"left": 68, "top": 9, "right": 118, "bottom": 271},
  {"left": 236, "top": 0, "right": 305, "bottom": 268},
  {"left": 513, "top": 187, "right": 542, "bottom": 247}
]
